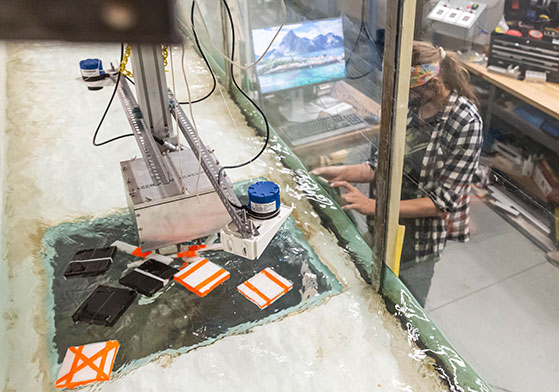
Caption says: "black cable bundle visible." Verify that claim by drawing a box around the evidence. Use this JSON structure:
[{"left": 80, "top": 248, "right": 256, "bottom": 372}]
[
  {"left": 345, "top": 0, "right": 382, "bottom": 80},
  {"left": 178, "top": 1, "right": 218, "bottom": 105},
  {"left": 214, "top": 0, "right": 271, "bottom": 186},
  {"left": 91, "top": 43, "right": 134, "bottom": 147}
]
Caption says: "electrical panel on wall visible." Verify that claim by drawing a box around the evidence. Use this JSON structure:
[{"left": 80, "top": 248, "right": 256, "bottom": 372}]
[{"left": 427, "top": 0, "right": 498, "bottom": 46}]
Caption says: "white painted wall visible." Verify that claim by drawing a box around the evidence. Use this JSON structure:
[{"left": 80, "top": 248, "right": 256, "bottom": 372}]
[{"left": 0, "top": 41, "right": 8, "bottom": 390}]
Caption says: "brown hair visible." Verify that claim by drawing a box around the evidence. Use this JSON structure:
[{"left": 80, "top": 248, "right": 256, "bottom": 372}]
[{"left": 412, "top": 41, "right": 479, "bottom": 107}]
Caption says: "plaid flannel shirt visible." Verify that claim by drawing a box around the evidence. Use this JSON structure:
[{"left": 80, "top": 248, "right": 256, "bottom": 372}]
[{"left": 371, "top": 92, "right": 483, "bottom": 262}]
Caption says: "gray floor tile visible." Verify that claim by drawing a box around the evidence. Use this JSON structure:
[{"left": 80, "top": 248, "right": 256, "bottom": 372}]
[
  {"left": 429, "top": 263, "right": 559, "bottom": 392},
  {"left": 468, "top": 197, "right": 513, "bottom": 242},
  {"left": 424, "top": 200, "right": 547, "bottom": 311}
]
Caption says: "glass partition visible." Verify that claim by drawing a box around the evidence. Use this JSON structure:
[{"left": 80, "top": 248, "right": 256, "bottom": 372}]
[
  {"left": 0, "top": 0, "right": 493, "bottom": 391},
  {"left": 172, "top": 0, "right": 489, "bottom": 389},
  {"left": 392, "top": 1, "right": 559, "bottom": 391},
  {"left": 242, "top": 0, "right": 383, "bottom": 174},
  {"left": 177, "top": 0, "right": 385, "bottom": 272}
]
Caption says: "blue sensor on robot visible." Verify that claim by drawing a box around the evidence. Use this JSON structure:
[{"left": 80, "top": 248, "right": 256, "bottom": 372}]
[
  {"left": 79, "top": 58, "right": 106, "bottom": 90},
  {"left": 79, "top": 58, "right": 104, "bottom": 71},
  {"left": 248, "top": 181, "right": 280, "bottom": 219}
]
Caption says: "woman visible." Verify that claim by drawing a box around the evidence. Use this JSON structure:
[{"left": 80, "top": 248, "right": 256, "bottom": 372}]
[{"left": 311, "top": 41, "right": 483, "bottom": 305}]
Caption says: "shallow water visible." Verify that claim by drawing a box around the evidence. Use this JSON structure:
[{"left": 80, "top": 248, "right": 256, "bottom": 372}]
[
  {"left": 1, "top": 41, "right": 451, "bottom": 391},
  {"left": 44, "top": 208, "right": 341, "bottom": 371}
]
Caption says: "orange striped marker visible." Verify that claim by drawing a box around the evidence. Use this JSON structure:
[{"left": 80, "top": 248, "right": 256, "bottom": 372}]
[
  {"left": 238, "top": 268, "right": 292, "bottom": 310},
  {"left": 174, "top": 258, "right": 229, "bottom": 297}
]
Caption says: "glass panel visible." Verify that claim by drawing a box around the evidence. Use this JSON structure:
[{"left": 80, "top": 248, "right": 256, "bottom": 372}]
[
  {"left": 176, "top": 0, "right": 227, "bottom": 70},
  {"left": 398, "top": 1, "right": 559, "bottom": 391},
  {"left": 0, "top": 1, "right": 487, "bottom": 391},
  {"left": 230, "top": 0, "right": 384, "bottom": 246}
]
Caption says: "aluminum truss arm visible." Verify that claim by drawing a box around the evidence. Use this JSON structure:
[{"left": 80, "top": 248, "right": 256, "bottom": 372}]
[
  {"left": 168, "top": 91, "right": 256, "bottom": 239},
  {"left": 117, "top": 74, "right": 181, "bottom": 193}
]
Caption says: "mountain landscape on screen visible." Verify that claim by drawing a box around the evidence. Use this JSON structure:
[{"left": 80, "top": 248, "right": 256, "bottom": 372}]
[
  {"left": 264, "top": 30, "right": 344, "bottom": 60},
  {"left": 252, "top": 18, "right": 346, "bottom": 93}
]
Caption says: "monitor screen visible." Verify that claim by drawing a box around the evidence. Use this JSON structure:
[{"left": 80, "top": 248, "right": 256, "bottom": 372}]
[{"left": 252, "top": 17, "right": 346, "bottom": 94}]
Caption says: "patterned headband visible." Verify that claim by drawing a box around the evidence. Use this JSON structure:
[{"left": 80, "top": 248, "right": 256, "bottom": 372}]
[{"left": 410, "top": 62, "right": 440, "bottom": 88}]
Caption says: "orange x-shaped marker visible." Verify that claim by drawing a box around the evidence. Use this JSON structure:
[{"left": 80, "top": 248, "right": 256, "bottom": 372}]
[{"left": 56, "top": 341, "right": 119, "bottom": 389}]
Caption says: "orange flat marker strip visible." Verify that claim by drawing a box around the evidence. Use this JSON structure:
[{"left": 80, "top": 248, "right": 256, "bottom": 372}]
[
  {"left": 56, "top": 345, "right": 84, "bottom": 387},
  {"left": 97, "top": 345, "right": 109, "bottom": 382},
  {"left": 177, "top": 250, "right": 196, "bottom": 258},
  {"left": 132, "top": 247, "right": 152, "bottom": 258},
  {"left": 195, "top": 270, "right": 226, "bottom": 291},
  {"left": 262, "top": 269, "right": 290, "bottom": 291},
  {"left": 206, "top": 274, "right": 230, "bottom": 294},
  {"left": 177, "top": 245, "right": 206, "bottom": 258},
  {"left": 67, "top": 342, "right": 117, "bottom": 379},
  {"left": 193, "top": 273, "right": 230, "bottom": 297},
  {"left": 175, "top": 258, "right": 209, "bottom": 280},
  {"left": 267, "top": 290, "right": 290, "bottom": 304},
  {"left": 244, "top": 281, "right": 271, "bottom": 306}
]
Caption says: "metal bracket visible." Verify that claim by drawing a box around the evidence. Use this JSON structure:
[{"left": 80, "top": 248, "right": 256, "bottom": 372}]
[
  {"left": 130, "top": 44, "right": 174, "bottom": 142},
  {"left": 168, "top": 91, "right": 255, "bottom": 239},
  {"left": 117, "top": 75, "right": 181, "bottom": 194}
]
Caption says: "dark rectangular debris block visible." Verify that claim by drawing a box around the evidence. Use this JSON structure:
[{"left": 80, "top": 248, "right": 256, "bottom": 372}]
[
  {"left": 72, "top": 285, "right": 137, "bottom": 327},
  {"left": 119, "top": 260, "right": 178, "bottom": 297},
  {"left": 63, "top": 246, "right": 117, "bottom": 278}
]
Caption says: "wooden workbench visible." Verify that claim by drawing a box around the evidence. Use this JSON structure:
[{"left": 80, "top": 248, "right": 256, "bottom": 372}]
[
  {"left": 464, "top": 62, "right": 559, "bottom": 120},
  {"left": 465, "top": 61, "right": 558, "bottom": 252}
]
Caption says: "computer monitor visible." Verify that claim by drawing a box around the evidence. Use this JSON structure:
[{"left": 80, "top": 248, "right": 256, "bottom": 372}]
[{"left": 252, "top": 17, "right": 346, "bottom": 95}]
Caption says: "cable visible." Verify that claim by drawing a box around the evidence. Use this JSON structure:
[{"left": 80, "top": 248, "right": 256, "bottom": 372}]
[
  {"left": 192, "top": 0, "right": 286, "bottom": 70},
  {"left": 177, "top": 0, "right": 217, "bottom": 105},
  {"left": 344, "top": 0, "right": 382, "bottom": 80},
  {"left": 124, "top": 74, "right": 135, "bottom": 85},
  {"left": 92, "top": 43, "right": 134, "bottom": 147},
  {"left": 215, "top": 0, "right": 271, "bottom": 188},
  {"left": 180, "top": 43, "right": 204, "bottom": 198},
  {"left": 185, "top": 0, "right": 272, "bottom": 209}
]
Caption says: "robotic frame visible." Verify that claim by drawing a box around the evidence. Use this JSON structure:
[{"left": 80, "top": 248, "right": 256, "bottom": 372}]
[{"left": 112, "top": 44, "right": 291, "bottom": 259}]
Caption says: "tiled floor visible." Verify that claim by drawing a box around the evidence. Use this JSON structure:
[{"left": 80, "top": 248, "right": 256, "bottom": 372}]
[{"left": 426, "top": 197, "right": 559, "bottom": 392}]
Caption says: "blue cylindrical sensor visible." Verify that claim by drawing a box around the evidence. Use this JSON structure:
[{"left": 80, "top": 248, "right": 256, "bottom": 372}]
[
  {"left": 248, "top": 181, "right": 280, "bottom": 219},
  {"left": 79, "top": 58, "right": 106, "bottom": 90}
]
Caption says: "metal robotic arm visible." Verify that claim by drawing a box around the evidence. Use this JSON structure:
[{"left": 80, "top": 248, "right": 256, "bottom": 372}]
[{"left": 115, "top": 44, "right": 290, "bottom": 259}]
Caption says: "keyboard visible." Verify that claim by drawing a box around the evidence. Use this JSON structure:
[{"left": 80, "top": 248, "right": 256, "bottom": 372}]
[{"left": 284, "top": 113, "right": 371, "bottom": 146}]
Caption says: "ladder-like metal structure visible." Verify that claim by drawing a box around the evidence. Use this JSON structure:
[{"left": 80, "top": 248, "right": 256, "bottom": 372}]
[
  {"left": 115, "top": 44, "right": 255, "bottom": 240},
  {"left": 169, "top": 91, "right": 255, "bottom": 239}
]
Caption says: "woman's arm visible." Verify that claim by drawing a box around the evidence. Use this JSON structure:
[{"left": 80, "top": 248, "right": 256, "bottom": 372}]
[
  {"left": 331, "top": 180, "right": 443, "bottom": 218},
  {"left": 310, "top": 163, "right": 375, "bottom": 183},
  {"left": 399, "top": 198, "right": 443, "bottom": 218}
]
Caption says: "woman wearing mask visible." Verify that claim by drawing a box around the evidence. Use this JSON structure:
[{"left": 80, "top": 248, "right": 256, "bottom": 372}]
[{"left": 311, "top": 41, "right": 483, "bottom": 305}]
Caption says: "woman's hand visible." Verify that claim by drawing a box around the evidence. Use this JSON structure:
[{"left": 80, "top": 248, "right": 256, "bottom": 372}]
[
  {"left": 310, "top": 163, "right": 375, "bottom": 183},
  {"left": 331, "top": 181, "right": 376, "bottom": 216},
  {"left": 310, "top": 165, "right": 351, "bottom": 182}
]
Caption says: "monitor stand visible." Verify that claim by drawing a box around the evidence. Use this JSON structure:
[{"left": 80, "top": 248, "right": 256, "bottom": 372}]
[{"left": 278, "top": 89, "right": 322, "bottom": 123}]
